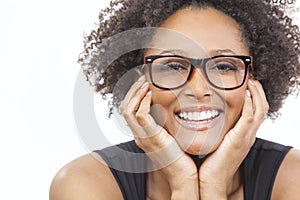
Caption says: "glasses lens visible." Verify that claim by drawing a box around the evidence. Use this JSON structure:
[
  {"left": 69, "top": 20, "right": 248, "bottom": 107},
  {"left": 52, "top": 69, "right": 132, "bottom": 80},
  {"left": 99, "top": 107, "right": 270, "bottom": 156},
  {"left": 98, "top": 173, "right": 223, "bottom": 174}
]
[
  {"left": 206, "top": 57, "right": 246, "bottom": 89},
  {"left": 151, "top": 57, "right": 191, "bottom": 89}
]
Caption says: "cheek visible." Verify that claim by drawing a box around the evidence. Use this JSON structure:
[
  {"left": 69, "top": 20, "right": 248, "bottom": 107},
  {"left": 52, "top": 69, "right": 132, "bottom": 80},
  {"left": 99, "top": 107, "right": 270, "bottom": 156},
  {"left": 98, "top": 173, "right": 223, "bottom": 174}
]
[
  {"left": 149, "top": 86, "right": 180, "bottom": 131},
  {"left": 226, "top": 92, "right": 245, "bottom": 107},
  {"left": 150, "top": 85, "right": 178, "bottom": 106},
  {"left": 224, "top": 90, "right": 245, "bottom": 128},
  {"left": 145, "top": 72, "right": 178, "bottom": 106}
]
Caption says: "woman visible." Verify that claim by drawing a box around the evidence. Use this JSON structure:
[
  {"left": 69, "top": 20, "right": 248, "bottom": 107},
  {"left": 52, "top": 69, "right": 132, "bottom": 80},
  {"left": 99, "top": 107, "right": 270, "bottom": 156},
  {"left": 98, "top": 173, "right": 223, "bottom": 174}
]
[{"left": 50, "top": 0, "right": 300, "bottom": 199}]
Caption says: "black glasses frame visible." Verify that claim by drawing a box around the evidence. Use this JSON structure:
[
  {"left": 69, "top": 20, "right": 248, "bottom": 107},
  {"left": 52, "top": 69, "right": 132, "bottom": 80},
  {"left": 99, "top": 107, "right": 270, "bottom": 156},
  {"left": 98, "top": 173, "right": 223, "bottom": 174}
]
[{"left": 144, "top": 54, "right": 253, "bottom": 90}]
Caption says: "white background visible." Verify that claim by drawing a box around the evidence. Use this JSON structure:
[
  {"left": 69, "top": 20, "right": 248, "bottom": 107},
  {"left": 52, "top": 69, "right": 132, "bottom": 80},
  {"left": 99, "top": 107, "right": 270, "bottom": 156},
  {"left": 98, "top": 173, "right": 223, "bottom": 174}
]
[{"left": 0, "top": 0, "right": 299, "bottom": 199}]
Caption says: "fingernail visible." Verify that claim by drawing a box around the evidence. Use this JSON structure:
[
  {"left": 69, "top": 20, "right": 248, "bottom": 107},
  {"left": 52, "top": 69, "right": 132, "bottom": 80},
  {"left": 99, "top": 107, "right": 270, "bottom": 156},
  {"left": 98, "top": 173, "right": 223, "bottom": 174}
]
[
  {"left": 138, "top": 75, "right": 145, "bottom": 81},
  {"left": 246, "top": 90, "right": 251, "bottom": 98},
  {"left": 249, "top": 79, "right": 255, "bottom": 86},
  {"left": 141, "top": 82, "right": 149, "bottom": 89},
  {"left": 146, "top": 91, "right": 152, "bottom": 96}
]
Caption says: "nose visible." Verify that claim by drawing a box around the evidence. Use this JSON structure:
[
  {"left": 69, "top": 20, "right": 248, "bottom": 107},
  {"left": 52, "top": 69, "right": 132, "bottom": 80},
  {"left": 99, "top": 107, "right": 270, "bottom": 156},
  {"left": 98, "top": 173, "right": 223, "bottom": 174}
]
[{"left": 184, "top": 67, "right": 212, "bottom": 99}]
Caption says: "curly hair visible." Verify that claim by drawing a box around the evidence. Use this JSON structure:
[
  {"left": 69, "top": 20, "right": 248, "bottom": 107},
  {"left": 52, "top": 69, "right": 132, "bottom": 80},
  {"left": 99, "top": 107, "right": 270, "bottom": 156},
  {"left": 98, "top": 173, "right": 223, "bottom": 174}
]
[{"left": 78, "top": 0, "right": 300, "bottom": 119}]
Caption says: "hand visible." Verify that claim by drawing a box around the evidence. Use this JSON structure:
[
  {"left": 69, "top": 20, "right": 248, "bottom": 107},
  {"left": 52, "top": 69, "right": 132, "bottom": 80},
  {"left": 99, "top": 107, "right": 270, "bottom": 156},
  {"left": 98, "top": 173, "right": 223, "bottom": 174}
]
[
  {"left": 120, "top": 76, "right": 199, "bottom": 198},
  {"left": 198, "top": 80, "right": 269, "bottom": 199}
]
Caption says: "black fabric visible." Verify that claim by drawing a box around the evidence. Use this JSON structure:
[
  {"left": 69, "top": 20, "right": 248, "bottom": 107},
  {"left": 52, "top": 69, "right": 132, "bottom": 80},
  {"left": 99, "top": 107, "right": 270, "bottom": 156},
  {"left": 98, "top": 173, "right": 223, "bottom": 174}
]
[
  {"left": 95, "top": 141, "right": 147, "bottom": 200},
  {"left": 95, "top": 138, "right": 292, "bottom": 200},
  {"left": 242, "top": 138, "right": 292, "bottom": 200}
]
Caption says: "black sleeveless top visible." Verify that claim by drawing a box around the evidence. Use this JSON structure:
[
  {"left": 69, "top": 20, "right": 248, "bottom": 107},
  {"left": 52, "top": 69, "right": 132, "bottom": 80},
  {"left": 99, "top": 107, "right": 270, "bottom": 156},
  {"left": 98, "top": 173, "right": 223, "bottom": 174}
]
[{"left": 95, "top": 138, "right": 292, "bottom": 200}]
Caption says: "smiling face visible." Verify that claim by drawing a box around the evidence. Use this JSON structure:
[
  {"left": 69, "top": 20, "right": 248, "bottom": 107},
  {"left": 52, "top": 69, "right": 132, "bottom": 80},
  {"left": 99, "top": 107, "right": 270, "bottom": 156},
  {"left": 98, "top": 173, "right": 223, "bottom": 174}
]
[{"left": 145, "top": 7, "right": 250, "bottom": 155}]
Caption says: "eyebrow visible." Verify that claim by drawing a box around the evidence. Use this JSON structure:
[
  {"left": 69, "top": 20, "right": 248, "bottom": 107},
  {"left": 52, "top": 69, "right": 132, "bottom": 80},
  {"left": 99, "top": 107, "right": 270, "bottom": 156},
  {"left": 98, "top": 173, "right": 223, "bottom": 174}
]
[
  {"left": 159, "top": 49, "right": 236, "bottom": 56},
  {"left": 209, "top": 49, "right": 236, "bottom": 55},
  {"left": 159, "top": 49, "right": 188, "bottom": 55}
]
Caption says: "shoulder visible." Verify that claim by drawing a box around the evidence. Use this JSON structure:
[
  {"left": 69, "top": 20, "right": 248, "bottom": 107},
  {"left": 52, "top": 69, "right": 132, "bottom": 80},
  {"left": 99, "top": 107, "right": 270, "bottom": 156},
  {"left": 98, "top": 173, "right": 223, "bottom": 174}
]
[
  {"left": 272, "top": 148, "right": 300, "bottom": 200},
  {"left": 49, "top": 153, "right": 123, "bottom": 200}
]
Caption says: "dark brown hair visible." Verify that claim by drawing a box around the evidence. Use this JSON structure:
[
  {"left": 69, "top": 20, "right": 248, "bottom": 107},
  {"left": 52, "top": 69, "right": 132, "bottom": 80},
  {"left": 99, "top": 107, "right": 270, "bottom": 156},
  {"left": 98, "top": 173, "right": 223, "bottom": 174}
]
[{"left": 79, "top": 0, "right": 300, "bottom": 119}]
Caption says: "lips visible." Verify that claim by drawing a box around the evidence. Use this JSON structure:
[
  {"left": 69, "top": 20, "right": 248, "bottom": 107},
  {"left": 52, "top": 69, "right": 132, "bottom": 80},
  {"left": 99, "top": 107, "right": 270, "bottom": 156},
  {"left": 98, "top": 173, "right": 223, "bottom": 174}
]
[{"left": 175, "top": 106, "right": 223, "bottom": 131}]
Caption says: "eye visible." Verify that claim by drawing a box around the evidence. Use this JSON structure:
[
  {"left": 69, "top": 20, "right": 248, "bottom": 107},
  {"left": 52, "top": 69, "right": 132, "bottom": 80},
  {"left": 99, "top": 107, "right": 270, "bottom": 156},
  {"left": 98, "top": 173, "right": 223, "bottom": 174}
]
[
  {"left": 210, "top": 62, "right": 238, "bottom": 73},
  {"left": 158, "top": 62, "right": 189, "bottom": 72}
]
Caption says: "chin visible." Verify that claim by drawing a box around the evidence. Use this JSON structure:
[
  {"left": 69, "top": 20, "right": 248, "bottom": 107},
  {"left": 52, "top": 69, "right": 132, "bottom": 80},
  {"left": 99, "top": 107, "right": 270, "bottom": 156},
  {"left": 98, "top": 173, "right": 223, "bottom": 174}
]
[
  {"left": 170, "top": 119, "right": 226, "bottom": 156},
  {"left": 174, "top": 131, "right": 223, "bottom": 156}
]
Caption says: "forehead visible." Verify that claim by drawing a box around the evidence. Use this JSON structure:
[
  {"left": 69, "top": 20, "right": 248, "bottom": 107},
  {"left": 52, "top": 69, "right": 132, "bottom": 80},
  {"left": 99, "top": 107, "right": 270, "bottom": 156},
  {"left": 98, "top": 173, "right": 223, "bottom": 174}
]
[{"left": 147, "top": 7, "right": 249, "bottom": 57}]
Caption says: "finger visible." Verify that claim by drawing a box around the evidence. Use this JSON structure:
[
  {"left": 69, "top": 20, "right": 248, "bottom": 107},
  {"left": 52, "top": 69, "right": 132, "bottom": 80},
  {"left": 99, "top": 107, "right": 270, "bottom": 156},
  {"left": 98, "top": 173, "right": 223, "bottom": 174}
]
[
  {"left": 130, "top": 90, "right": 174, "bottom": 152},
  {"left": 120, "top": 75, "right": 145, "bottom": 112},
  {"left": 125, "top": 82, "right": 149, "bottom": 113},
  {"left": 210, "top": 92, "right": 256, "bottom": 171},
  {"left": 122, "top": 84, "right": 159, "bottom": 139},
  {"left": 121, "top": 81, "right": 148, "bottom": 126},
  {"left": 241, "top": 89, "right": 254, "bottom": 119},
  {"left": 248, "top": 79, "right": 268, "bottom": 121},
  {"left": 136, "top": 91, "right": 152, "bottom": 127},
  {"left": 134, "top": 90, "right": 165, "bottom": 138},
  {"left": 247, "top": 80, "right": 259, "bottom": 113},
  {"left": 251, "top": 80, "right": 269, "bottom": 113},
  {"left": 229, "top": 90, "right": 255, "bottom": 146},
  {"left": 201, "top": 93, "right": 254, "bottom": 179},
  {"left": 225, "top": 82, "right": 262, "bottom": 150},
  {"left": 205, "top": 84, "right": 263, "bottom": 176}
]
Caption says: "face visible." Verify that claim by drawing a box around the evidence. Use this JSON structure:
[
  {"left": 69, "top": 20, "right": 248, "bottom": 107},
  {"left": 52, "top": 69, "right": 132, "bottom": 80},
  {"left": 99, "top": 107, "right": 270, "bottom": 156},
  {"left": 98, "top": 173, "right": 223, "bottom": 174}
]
[{"left": 145, "top": 7, "right": 250, "bottom": 155}]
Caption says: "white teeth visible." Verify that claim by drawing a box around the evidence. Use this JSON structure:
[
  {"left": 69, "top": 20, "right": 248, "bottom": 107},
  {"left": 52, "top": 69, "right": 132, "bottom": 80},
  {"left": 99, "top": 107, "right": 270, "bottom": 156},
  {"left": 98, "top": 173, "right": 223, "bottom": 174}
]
[
  {"left": 193, "top": 112, "right": 200, "bottom": 120},
  {"left": 183, "top": 112, "right": 188, "bottom": 119},
  {"left": 206, "top": 111, "right": 212, "bottom": 119},
  {"left": 200, "top": 112, "right": 206, "bottom": 120},
  {"left": 188, "top": 112, "right": 193, "bottom": 120},
  {"left": 178, "top": 110, "right": 220, "bottom": 121},
  {"left": 212, "top": 110, "right": 217, "bottom": 117}
]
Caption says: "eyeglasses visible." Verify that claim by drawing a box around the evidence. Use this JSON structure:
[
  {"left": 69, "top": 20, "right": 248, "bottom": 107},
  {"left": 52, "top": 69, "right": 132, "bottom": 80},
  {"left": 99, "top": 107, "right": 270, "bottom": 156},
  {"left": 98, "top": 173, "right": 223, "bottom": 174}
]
[{"left": 144, "top": 55, "right": 253, "bottom": 90}]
